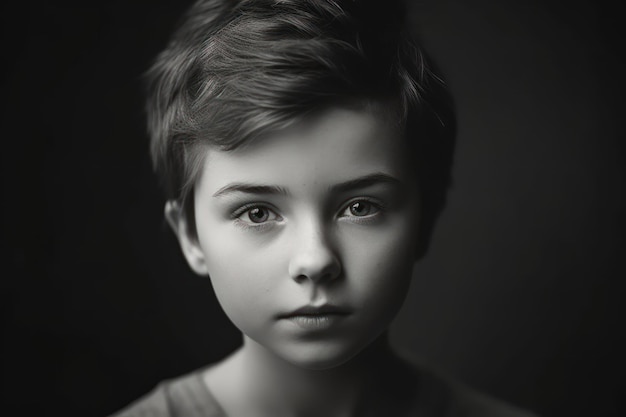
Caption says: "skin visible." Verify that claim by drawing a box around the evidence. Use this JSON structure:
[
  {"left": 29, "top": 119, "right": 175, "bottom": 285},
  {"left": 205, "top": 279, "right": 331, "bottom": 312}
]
[{"left": 167, "top": 104, "right": 421, "bottom": 416}]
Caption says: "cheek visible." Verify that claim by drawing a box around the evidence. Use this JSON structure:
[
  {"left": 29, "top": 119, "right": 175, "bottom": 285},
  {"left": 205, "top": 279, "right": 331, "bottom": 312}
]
[
  {"left": 342, "top": 218, "right": 417, "bottom": 302},
  {"left": 197, "top": 225, "right": 286, "bottom": 321}
]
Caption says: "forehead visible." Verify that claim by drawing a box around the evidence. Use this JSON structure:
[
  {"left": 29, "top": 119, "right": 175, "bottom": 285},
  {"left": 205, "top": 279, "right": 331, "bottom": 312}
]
[{"left": 196, "top": 105, "right": 412, "bottom": 193}]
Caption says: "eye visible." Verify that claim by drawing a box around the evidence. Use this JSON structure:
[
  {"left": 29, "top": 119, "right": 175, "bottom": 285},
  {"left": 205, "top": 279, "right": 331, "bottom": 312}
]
[
  {"left": 235, "top": 205, "right": 281, "bottom": 225},
  {"left": 247, "top": 207, "right": 269, "bottom": 223},
  {"left": 341, "top": 200, "right": 382, "bottom": 218}
]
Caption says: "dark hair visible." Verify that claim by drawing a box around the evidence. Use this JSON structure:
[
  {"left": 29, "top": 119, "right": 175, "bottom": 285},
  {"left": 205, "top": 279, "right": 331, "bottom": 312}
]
[{"left": 145, "top": 0, "right": 456, "bottom": 257}]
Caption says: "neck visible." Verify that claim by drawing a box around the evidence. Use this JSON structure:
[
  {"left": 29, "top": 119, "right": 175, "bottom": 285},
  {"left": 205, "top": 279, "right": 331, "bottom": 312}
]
[{"left": 209, "top": 333, "right": 412, "bottom": 417}]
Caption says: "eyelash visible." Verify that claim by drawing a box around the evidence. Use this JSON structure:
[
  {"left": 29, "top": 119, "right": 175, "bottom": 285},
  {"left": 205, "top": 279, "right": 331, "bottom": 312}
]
[
  {"left": 230, "top": 198, "right": 386, "bottom": 231},
  {"left": 339, "top": 198, "right": 386, "bottom": 224},
  {"left": 231, "top": 203, "right": 282, "bottom": 231}
]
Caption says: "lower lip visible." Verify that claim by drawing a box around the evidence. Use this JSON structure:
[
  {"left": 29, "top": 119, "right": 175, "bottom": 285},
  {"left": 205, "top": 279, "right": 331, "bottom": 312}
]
[{"left": 284, "top": 314, "right": 347, "bottom": 330}]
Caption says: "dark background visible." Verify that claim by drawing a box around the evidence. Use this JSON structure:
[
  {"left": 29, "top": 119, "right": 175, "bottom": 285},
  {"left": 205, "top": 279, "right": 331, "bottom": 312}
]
[{"left": 2, "top": 0, "right": 624, "bottom": 416}]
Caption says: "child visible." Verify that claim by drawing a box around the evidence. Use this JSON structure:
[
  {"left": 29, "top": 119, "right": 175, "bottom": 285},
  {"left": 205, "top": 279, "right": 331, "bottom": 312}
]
[{"left": 112, "top": 0, "right": 536, "bottom": 415}]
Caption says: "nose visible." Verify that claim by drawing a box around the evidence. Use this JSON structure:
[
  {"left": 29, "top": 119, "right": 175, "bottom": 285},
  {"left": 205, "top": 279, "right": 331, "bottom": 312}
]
[{"left": 287, "top": 221, "right": 341, "bottom": 284}]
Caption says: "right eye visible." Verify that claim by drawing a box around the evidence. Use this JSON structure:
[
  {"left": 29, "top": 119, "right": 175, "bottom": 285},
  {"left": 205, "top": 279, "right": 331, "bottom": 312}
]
[
  {"left": 243, "top": 206, "right": 275, "bottom": 223},
  {"left": 233, "top": 204, "right": 282, "bottom": 228}
]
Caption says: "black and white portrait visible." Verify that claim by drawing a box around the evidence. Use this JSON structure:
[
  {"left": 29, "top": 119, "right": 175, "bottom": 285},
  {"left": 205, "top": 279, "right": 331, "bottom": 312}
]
[{"left": 3, "top": 1, "right": 623, "bottom": 416}]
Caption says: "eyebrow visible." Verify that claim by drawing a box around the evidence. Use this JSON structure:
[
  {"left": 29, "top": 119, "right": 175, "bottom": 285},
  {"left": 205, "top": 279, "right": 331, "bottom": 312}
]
[
  {"left": 213, "top": 183, "right": 290, "bottom": 198},
  {"left": 330, "top": 172, "right": 404, "bottom": 193},
  {"left": 212, "top": 172, "right": 403, "bottom": 198}
]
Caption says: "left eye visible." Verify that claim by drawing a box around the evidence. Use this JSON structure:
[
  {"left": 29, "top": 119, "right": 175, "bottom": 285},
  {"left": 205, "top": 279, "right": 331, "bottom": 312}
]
[
  {"left": 238, "top": 206, "right": 280, "bottom": 224},
  {"left": 342, "top": 200, "right": 381, "bottom": 218}
]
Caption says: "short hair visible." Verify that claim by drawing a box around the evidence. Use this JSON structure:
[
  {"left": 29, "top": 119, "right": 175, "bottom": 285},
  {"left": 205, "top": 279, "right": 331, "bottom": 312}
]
[{"left": 145, "top": 0, "right": 456, "bottom": 257}]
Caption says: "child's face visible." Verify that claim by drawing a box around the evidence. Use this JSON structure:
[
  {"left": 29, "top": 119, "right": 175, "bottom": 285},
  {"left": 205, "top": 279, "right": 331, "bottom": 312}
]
[{"left": 178, "top": 105, "right": 420, "bottom": 370}]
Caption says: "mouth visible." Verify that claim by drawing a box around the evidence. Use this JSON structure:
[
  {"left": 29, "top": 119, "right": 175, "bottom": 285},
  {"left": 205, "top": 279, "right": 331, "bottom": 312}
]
[
  {"left": 280, "top": 304, "right": 351, "bottom": 318},
  {"left": 279, "top": 305, "right": 351, "bottom": 330}
]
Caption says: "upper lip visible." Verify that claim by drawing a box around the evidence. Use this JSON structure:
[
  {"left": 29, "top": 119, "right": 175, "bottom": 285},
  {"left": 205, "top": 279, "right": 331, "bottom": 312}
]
[{"left": 280, "top": 304, "right": 351, "bottom": 318}]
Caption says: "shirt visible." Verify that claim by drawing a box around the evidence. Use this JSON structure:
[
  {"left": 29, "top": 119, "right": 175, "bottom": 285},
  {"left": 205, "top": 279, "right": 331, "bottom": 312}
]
[{"left": 109, "top": 365, "right": 538, "bottom": 417}]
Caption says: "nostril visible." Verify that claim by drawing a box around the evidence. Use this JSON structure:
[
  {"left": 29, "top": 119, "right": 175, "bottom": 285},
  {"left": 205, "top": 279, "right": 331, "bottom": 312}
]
[
  {"left": 288, "top": 249, "right": 341, "bottom": 283},
  {"left": 319, "top": 262, "right": 341, "bottom": 282},
  {"left": 309, "top": 265, "right": 341, "bottom": 284},
  {"left": 293, "top": 273, "right": 311, "bottom": 285}
]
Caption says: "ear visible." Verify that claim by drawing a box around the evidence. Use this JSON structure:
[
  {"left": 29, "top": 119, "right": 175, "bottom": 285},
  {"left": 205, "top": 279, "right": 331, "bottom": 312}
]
[{"left": 164, "top": 200, "right": 209, "bottom": 276}]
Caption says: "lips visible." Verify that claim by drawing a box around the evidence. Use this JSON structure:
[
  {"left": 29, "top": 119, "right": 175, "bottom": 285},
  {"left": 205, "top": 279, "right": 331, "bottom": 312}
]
[
  {"left": 279, "top": 305, "right": 351, "bottom": 330},
  {"left": 280, "top": 304, "right": 351, "bottom": 318}
]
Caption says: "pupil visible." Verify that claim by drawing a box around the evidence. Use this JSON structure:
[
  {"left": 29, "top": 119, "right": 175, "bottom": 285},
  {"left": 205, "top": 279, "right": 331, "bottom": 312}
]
[
  {"left": 249, "top": 207, "right": 268, "bottom": 223},
  {"left": 350, "top": 202, "right": 369, "bottom": 216}
]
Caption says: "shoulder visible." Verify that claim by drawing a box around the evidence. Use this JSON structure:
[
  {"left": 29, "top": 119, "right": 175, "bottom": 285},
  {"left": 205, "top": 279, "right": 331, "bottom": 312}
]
[
  {"left": 108, "top": 382, "right": 170, "bottom": 417},
  {"left": 445, "top": 379, "right": 539, "bottom": 417},
  {"left": 387, "top": 351, "right": 539, "bottom": 417},
  {"left": 411, "top": 364, "right": 540, "bottom": 417},
  {"left": 108, "top": 367, "right": 224, "bottom": 417}
]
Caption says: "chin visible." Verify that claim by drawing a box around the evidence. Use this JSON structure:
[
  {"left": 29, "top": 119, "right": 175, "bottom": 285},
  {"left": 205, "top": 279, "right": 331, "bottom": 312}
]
[{"left": 274, "top": 339, "right": 369, "bottom": 371}]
